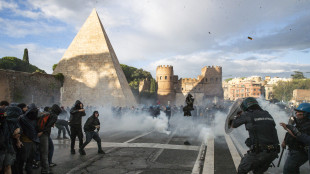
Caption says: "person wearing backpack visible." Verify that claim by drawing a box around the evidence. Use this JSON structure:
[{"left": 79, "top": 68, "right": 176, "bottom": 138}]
[
  {"left": 79, "top": 111, "right": 104, "bottom": 155},
  {"left": 37, "top": 104, "right": 61, "bottom": 174},
  {"left": 69, "top": 100, "right": 86, "bottom": 155}
]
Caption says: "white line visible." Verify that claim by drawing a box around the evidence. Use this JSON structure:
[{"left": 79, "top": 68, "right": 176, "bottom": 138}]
[
  {"left": 191, "top": 143, "right": 205, "bottom": 174},
  {"left": 225, "top": 134, "right": 241, "bottom": 171},
  {"left": 202, "top": 136, "right": 214, "bottom": 174},
  {"left": 66, "top": 130, "right": 154, "bottom": 174},
  {"left": 124, "top": 130, "right": 154, "bottom": 143},
  {"left": 84, "top": 142, "right": 200, "bottom": 151},
  {"left": 150, "top": 131, "right": 175, "bottom": 162}
]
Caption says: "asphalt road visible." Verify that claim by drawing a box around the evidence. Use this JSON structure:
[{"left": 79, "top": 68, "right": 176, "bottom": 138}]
[{"left": 30, "top": 115, "right": 309, "bottom": 174}]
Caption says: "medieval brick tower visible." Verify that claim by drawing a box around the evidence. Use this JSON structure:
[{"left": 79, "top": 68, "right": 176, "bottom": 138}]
[
  {"left": 156, "top": 65, "right": 176, "bottom": 105},
  {"left": 156, "top": 65, "right": 223, "bottom": 106}
]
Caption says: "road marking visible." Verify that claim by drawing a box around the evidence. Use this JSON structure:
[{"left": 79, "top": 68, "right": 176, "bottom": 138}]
[
  {"left": 191, "top": 143, "right": 206, "bottom": 174},
  {"left": 225, "top": 134, "right": 241, "bottom": 171},
  {"left": 149, "top": 131, "right": 175, "bottom": 162},
  {"left": 124, "top": 130, "right": 154, "bottom": 143},
  {"left": 202, "top": 136, "right": 214, "bottom": 174},
  {"left": 66, "top": 130, "right": 156, "bottom": 174},
  {"left": 84, "top": 142, "right": 200, "bottom": 151}
]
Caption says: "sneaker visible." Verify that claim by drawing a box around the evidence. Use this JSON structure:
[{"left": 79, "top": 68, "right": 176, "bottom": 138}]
[
  {"left": 79, "top": 149, "right": 86, "bottom": 155},
  {"left": 71, "top": 149, "right": 76, "bottom": 154},
  {"left": 98, "top": 149, "right": 105, "bottom": 154},
  {"left": 49, "top": 163, "right": 57, "bottom": 167}
]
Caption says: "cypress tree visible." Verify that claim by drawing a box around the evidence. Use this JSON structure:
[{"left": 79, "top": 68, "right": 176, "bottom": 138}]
[
  {"left": 150, "top": 79, "right": 156, "bottom": 93},
  {"left": 23, "top": 48, "right": 29, "bottom": 64}
]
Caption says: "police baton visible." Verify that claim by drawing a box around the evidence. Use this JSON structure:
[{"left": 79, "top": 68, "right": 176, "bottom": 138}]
[
  {"left": 277, "top": 116, "right": 294, "bottom": 167},
  {"left": 277, "top": 144, "right": 286, "bottom": 167}
]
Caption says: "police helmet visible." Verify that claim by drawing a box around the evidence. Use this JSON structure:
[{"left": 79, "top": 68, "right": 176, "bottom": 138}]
[
  {"left": 295, "top": 103, "right": 310, "bottom": 118},
  {"left": 240, "top": 97, "right": 259, "bottom": 111}
]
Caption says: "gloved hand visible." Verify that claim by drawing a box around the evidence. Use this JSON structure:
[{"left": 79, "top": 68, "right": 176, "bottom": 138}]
[{"left": 286, "top": 125, "right": 302, "bottom": 137}]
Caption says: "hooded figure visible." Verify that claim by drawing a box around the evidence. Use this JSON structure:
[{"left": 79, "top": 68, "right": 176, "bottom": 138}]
[
  {"left": 69, "top": 100, "right": 86, "bottom": 125},
  {"left": 69, "top": 100, "right": 86, "bottom": 155},
  {"left": 183, "top": 93, "right": 194, "bottom": 116},
  {"left": 19, "top": 103, "right": 40, "bottom": 143},
  {"left": 80, "top": 111, "right": 104, "bottom": 155},
  {"left": 18, "top": 103, "right": 40, "bottom": 174}
]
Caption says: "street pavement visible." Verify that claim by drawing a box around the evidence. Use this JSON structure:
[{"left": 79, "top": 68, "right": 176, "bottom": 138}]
[{"left": 31, "top": 119, "right": 309, "bottom": 174}]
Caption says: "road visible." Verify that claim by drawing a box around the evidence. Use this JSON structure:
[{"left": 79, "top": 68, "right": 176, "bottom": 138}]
[{"left": 31, "top": 115, "right": 309, "bottom": 174}]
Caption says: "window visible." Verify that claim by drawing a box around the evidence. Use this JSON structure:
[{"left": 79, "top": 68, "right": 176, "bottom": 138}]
[
  {"left": 241, "top": 94, "right": 244, "bottom": 97},
  {"left": 205, "top": 78, "right": 208, "bottom": 82},
  {"left": 254, "top": 89, "right": 256, "bottom": 91},
  {"left": 165, "top": 76, "right": 167, "bottom": 80},
  {"left": 160, "top": 76, "right": 162, "bottom": 80},
  {"left": 241, "top": 89, "right": 244, "bottom": 92},
  {"left": 247, "top": 89, "right": 249, "bottom": 92},
  {"left": 216, "top": 78, "right": 218, "bottom": 81},
  {"left": 182, "top": 88, "right": 183, "bottom": 90}
]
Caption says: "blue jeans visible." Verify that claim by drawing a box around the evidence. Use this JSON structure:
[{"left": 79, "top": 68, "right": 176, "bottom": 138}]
[
  {"left": 48, "top": 136, "right": 54, "bottom": 164},
  {"left": 283, "top": 149, "right": 308, "bottom": 174},
  {"left": 81, "top": 131, "right": 102, "bottom": 150}
]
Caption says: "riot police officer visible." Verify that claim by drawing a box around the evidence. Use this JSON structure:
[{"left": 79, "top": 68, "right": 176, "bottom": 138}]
[
  {"left": 232, "top": 97, "right": 280, "bottom": 174},
  {"left": 282, "top": 103, "right": 310, "bottom": 174}
]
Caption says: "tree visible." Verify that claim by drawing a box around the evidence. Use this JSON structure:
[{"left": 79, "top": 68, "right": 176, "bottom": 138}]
[
  {"left": 0, "top": 56, "right": 46, "bottom": 73},
  {"left": 150, "top": 79, "right": 157, "bottom": 93},
  {"left": 23, "top": 48, "right": 29, "bottom": 64},
  {"left": 53, "top": 64, "right": 58, "bottom": 71},
  {"left": 272, "top": 79, "right": 310, "bottom": 102},
  {"left": 291, "top": 71, "right": 306, "bottom": 79}
]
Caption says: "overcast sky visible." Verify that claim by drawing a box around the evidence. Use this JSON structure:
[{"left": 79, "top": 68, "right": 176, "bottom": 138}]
[{"left": 0, "top": 0, "right": 310, "bottom": 79}]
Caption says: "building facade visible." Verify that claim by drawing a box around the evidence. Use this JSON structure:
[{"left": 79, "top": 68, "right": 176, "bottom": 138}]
[
  {"left": 291, "top": 89, "right": 310, "bottom": 105},
  {"left": 156, "top": 65, "right": 223, "bottom": 106},
  {"left": 224, "top": 76, "right": 264, "bottom": 101}
]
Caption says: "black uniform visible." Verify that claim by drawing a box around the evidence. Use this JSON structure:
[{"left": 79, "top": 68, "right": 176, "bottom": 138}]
[
  {"left": 69, "top": 100, "right": 86, "bottom": 151},
  {"left": 183, "top": 94, "right": 194, "bottom": 116},
  {"left": 232, "top": 109, "right": 279, "bottom": 174},
  {"left": 283, "top": 117, "right": 310, "bottom": 174}
]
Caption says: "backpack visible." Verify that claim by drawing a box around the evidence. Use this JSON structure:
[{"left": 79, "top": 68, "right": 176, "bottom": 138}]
[{"left": 37, "top": 112, "right": 50, "bottom": 131}]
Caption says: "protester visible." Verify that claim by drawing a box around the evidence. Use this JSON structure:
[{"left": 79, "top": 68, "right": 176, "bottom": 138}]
[
  {"left": 0, "top": 105, "right": 22, "bottom": 174},
  {"left": 38, "top": 104, "right": 61, "bottom": 174},
  {"left": 80, "top": 111, "right": 104, "bottom": 155},
  {"left": 55, "top": 107, "right": 70, "bottom": 139},
  {"left": 18, "top": 103, "right": 40, "bottom": 174},
  {"left": 69, "top": 100, "right": 86, "bottom": 155}
]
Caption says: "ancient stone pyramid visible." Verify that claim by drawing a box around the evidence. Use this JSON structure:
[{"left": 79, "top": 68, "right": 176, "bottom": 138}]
[{"left": 53, "top": 9, "right": 137, "bottom": 107}]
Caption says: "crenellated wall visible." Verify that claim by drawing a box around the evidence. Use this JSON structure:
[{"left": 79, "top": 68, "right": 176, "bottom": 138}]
[{"left": 156, "top": 65, "right": 223, "bottom": 105}]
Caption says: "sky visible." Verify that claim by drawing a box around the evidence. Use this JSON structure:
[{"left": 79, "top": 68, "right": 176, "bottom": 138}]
[{"left": 0, "top": 0, "right": 310, "bottom": 79}]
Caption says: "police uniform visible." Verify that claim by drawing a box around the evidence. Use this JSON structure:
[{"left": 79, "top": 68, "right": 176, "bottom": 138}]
[
  {"left": 283, "top": 103, "right": 310, "bottom": 174},
  {"left": 232, "top": 98, "right": 279, "bottom": 174}
]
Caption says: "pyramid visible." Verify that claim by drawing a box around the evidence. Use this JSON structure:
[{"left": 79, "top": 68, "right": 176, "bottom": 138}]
[{"left": 53, "top": 9, "right": 137, "bottom": 107}]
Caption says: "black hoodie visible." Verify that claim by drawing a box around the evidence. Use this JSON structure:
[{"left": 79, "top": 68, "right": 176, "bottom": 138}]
[
  {"left": 69, "top": 100, "right": 86, "bottom": 125},
  {"left": 19, "top": 103, "right": 40, "bottom": 143},
  {"left": 84, "top": 111, "right": 100, "bottom": 132}
]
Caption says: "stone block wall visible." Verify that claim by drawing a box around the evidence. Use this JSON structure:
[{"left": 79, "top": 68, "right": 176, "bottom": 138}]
[{"left": 0, "top": 69, "right": 61, "bottom": 107}]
